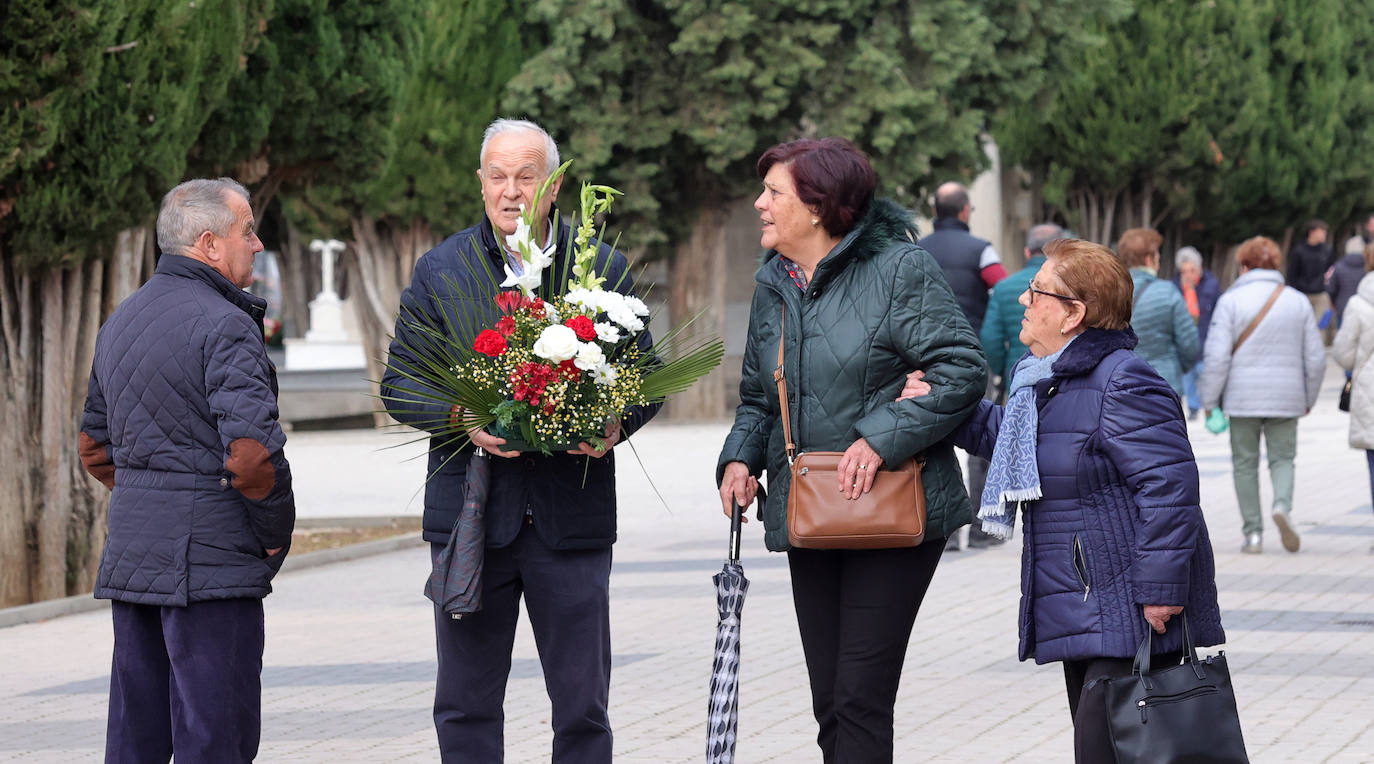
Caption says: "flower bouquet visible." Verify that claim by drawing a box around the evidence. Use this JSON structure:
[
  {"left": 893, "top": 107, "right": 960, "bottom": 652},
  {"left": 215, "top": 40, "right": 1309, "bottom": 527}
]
[{"left": 382, "top": 161, "right": 723, "bottom": 455}]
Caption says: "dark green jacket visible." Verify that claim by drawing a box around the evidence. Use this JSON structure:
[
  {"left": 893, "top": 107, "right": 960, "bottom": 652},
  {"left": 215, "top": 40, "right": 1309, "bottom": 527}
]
[{"left": 717, "top": 199, "right": 988, "bottom": 551}]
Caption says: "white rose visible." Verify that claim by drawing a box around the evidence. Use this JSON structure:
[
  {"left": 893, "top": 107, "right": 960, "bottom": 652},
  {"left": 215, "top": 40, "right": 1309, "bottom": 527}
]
[
  {"left": 594, "top": 321, "right": 622, "bottom": 343},
  {"left": 624, "top": 295, "right": 650, "bottom": 317},
  {"left": 573, "top": 341, "right": 606, "bottom": 371},
  {"left": 533, "top": 324, "right": 580, "bottom": 362}
]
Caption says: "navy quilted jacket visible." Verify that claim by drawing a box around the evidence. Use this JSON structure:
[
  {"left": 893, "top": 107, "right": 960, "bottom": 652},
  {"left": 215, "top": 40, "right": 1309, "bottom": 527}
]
[
  {"left": 81, "top": 255, "right": 295, "bottom": 606},
  {"left": 381, "top": 214, "right": 660, "bottom": 549},
  {"left": 950, "top": 328, "right": 1224, "bottom": 664}
]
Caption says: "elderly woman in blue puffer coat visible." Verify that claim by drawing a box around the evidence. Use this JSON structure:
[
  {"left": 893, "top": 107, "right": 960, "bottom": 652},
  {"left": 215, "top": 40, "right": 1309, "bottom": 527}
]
[{"left": 903, "top": 237, "right": 1224, "bottom": 763}]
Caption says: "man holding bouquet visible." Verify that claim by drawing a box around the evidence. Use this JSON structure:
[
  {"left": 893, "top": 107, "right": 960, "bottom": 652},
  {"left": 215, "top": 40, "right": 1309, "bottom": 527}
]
[{"left": 382, "top": 118, "right": 660, "bottom": 763}]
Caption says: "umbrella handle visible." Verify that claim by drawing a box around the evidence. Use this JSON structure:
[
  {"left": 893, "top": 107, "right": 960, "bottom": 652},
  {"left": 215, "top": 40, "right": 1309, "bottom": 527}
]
[{"left": 729, "top": 501, "right": 744, "bottom": 563}]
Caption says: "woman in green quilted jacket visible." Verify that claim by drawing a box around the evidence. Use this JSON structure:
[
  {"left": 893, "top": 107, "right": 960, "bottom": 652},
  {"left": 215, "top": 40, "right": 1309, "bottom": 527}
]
[{"left": 716, "top": 138, "right": 987, "bottom": 764}]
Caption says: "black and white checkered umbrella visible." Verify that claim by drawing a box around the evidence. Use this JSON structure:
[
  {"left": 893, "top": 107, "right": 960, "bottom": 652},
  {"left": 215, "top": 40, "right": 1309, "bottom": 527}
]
[{"left": 707, "top": 502, "right": 749, "bottom": 764}]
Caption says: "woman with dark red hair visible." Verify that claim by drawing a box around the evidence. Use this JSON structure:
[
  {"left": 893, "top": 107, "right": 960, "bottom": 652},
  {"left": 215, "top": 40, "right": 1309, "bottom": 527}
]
[{"left": 716, "top": 138, "right": 986, "bottom": 762}]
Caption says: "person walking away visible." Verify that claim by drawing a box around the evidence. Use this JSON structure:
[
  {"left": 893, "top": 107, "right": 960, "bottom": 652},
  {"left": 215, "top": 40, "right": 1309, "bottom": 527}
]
[
  {"left": 381, "top": 118, "right": 660, "bottom": 763},
  {"left": 905, "top": 237, "right": 1224, "bottom": 763},
  {"left": 80, "top": 178, "right": 296, "bottom": 763},
  {"left": 1332, "top": 251, "right": 1374, "bottom": 522},
  {"left": 1288, "top": 219, "right": 1337, "bottom": 344},
  {"left": 918, "top": 182, "right": 1008, "bottom": 549},
  {"left": 1115, "top": 228, "right": 1199, "bottom": 408},
  {"left": 1171, "top": 246, "right": 1221, "bottom": 419},
  {"left": 1327, "top": 238, "right": 1371, "bottom": 336},
  {"left": 719, "top": 138, "right": 986, "bottom": 763},
  {"left": 1199, "top": 236, "right": 1325, "bottom": 554}
]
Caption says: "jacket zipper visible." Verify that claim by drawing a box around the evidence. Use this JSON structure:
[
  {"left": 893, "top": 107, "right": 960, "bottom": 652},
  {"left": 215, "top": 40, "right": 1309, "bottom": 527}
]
[{"left": 1072, "top": 534, "right": 1090, "bottom": 602}]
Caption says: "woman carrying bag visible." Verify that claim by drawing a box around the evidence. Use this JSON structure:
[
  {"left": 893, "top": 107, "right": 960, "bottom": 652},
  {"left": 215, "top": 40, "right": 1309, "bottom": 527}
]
[
  {"left": 716, "top": 137, "right": 985, "bottom": 763},
  {"left": 903, "top": 238, "right": 1226, "bottom": 762}
]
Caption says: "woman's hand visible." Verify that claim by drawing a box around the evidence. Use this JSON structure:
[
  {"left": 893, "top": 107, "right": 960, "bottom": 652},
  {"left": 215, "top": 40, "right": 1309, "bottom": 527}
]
[
  {"left": 720, "top": 461, "right": 758, "bottom": 521},
  {"left": 1143, "top": 604, "right": 1184, "bottom": 634},
  {"left": 838, "top": 438, "right": 884, "bottom": 500},
  {"left": 896, "top": 370, "right": 930, "bottom": 401}
]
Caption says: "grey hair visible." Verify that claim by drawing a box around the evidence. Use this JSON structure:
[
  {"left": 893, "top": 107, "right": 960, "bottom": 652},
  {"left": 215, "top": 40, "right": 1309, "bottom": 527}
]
[
  {"left": 1025, "top": 223, "right": 1065, "bottom": 256},
  {"left": 157, "top": 178, "right": 250, "bottom": 255},
  {"left": 1174, "top": 245, "right": 1203, "bottom": 269},
  {"left": 1347, "top": 235, "right": 1367, "bottom": 255},
  {"left": 479, "top": 118, "right": 560, "bottom": 177}
]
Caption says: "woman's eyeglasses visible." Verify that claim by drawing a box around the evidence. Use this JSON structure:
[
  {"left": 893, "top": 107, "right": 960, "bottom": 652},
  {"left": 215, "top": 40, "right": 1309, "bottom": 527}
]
[{"left": 1025, "top": 284, "right": 1081, "bottom": 305}]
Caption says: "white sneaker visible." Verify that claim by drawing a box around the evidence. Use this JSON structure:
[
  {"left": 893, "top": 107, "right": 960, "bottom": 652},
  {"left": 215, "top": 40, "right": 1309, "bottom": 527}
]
[{"left": 1272, "top": 510, "right": 1300, "bottom": 553}]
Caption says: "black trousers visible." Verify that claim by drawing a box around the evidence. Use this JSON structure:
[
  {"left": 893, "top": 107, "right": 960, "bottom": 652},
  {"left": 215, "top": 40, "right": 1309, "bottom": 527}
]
[
  {"left": 1062, "top": 650, "right": 1185, "bottom": 763},
  {"left": 787, "top": 538, "right": 946, "bottom": 764},
  {"left": 431, "top": 520, "right": 613, "bottom": 763},
  {"left": 106, "top": 597, "right": 265, "bottom": 764}
]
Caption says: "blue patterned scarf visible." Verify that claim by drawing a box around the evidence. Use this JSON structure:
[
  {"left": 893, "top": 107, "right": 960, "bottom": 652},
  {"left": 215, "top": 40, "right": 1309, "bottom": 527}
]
[{"left": 978, "top": 338, "right": 1074, "bottom": 539}]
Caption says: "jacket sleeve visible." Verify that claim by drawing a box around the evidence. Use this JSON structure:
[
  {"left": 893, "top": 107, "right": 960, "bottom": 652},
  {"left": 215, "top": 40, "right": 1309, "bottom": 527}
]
[
  {"left": 718, "top": 289, "right": 776, "bottom": 482},
  {"left": 79, "top": 369, "right": 116, "bottom": 490},
  {"left": 1300, "top": 302, "right": 1326, "bottom": 411},
  {"left": 853, "top": 246, "right": 988, "bottom": 466},
  {"left": 981, "top": 292, "right": 1006, "bottom": 383},
  {"left": 1197, "top": 295, "right": 1236, "bottom": 410},
  {"left": 381, "top": 255, "right": 462, "bottom": 433},
  {"left": 945, "top": 398, "right": 1003, "bottom": 461},
  {"left": 1172, "top": 292, "right": 1200, "bottom": 370},
  {"left": 205, "top": 316, "right": 296, "bottom": 550},
  {"left": 1332, "top": 307, "right": 1360, "bottom": 370},
  {"left": 1100, "top": 360, "right": 1201, "bottom": 606}
]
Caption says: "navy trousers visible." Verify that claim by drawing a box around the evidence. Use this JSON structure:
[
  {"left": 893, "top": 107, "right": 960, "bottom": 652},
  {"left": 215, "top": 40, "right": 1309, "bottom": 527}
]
[
  {"left": 432, "top": 520, "right": 613, "bottom": 763},
  {"left": 106, "top": 597, "right": 264, "bottom": 764}
]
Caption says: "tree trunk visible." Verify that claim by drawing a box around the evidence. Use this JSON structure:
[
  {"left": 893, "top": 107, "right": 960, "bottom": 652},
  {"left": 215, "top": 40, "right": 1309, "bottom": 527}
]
[
  {"left": 278, "top": 220, "right": 320, "bottom": 339},
  {"left": 346, "top": 216, "right": 434, "bottom": 427},
  {"left": 667, "top": 202, "right": 728, "bottom": 421},
  {"left": 0, "top": 227, "right": 154, "bottom": 605}
]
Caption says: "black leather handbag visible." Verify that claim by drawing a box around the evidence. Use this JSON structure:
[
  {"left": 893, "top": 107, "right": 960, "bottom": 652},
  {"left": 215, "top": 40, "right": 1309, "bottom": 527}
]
[
  {"left": 1340, "top": 377, "right": 1352, "bottom": 412},
  {"left": 1100, "top": 613, "right": 1249, "bottom": 763}
]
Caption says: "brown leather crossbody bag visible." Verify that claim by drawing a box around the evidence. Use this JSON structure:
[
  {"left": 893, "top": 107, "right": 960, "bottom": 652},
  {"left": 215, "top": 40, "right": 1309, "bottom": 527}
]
[{"left": 774, "top": 311, "right": 926, "bottom": 549}]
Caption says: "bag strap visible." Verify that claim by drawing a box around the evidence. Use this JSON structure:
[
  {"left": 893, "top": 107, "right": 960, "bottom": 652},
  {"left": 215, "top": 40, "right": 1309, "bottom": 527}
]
[
  {"left": 1132, "top": 275, "right": 1157, "bottom": 308},
  {"left": 774, "top": 310, "right": 796, "bottom": 463},
  {"left": 1232, "top": 283, "right": 1286, "bottom": 353},
  {"left": 1133, "top": 610, "right": 1200, "bottom": 678}
]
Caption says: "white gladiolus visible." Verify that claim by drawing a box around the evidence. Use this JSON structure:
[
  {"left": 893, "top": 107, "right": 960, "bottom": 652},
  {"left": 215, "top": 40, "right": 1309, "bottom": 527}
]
[
  {"left": 504, "top": 214, "right": 534, "bottom": 256},
  {"left": 533, "top": 324, "right": 580, "bottom": 362},
  {"left": 594, "top": 322, "right": 622, "bottom": 343},
  {"left": 573, "top": 342, "right": 606, "bottom": 371},
  {"left": 500, "top": 264, "right": 541, "bottom": 296}
]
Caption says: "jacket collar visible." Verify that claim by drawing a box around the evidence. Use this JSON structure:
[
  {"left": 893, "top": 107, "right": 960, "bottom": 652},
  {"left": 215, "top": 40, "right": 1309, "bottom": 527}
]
[
  {"left": 156, "top": 254, "right": 266, "bottom": 324},
  {"left": 1050, "top": 327, "right": 1138, "bottom": 378},
  {"left": 933, "top": 217, "right": 969, "bottom": 232},
  {"left": 1230, "top": 268, "right": 1283, "bottom": 290}
]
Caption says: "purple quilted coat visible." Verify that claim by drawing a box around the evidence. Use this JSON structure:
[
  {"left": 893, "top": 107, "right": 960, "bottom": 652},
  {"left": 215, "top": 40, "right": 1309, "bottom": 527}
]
[
  {"left": 81, "top": 255, "right": 295, "bottom": 606},
  {"left": 950, "top": 328, "right": 1224, "bottom": 663}
]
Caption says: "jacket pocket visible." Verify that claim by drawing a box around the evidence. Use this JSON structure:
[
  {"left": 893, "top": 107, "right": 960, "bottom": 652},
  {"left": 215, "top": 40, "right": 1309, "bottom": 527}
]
[{"left": 1072, "top": 534, "right": 1091, "bottom": 602}]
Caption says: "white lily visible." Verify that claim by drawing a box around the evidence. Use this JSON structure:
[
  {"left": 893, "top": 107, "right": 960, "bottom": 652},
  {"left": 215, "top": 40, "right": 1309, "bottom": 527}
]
[{"left": 500, "top": 263, "right": 542, "bottom": 296}]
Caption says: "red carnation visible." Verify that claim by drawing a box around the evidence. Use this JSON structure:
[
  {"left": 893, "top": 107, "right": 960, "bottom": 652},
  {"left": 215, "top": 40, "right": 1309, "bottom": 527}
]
[
  {"left": 495, "top": 316, "right": 517, "bottom": 337},
  {"left": 473, "top": 329, "right": 508, "bottom": 356},
  {"left": 565, "top": 315, "right": 596, "bottom": 341},
  {"left": 495, "top": 291, "right": 526, "bottom": 314},
  {"left": 528, "top": 298, "right": 547, "bottom": 318}
]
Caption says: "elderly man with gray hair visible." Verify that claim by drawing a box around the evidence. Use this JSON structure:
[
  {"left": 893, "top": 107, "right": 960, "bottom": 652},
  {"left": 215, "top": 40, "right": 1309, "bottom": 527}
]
[
  {"left": 1171, "top": 245, "right": 1221, "bottom": 418},
  {"left": 81, "top": 178, "right": 296, "bottom": 762},
  {"left": 382, "top": 118, "right": 659, "bottom": 762}
]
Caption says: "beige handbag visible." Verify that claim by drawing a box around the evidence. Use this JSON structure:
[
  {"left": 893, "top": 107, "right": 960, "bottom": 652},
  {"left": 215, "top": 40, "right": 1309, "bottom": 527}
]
[{"left": 774, "top": 311, "right": 926, "bottom": 549}]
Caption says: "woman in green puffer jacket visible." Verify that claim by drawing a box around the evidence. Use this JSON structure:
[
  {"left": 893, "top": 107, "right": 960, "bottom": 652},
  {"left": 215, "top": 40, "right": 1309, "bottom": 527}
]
[{"left": 716, "top": 138, "right": 987, "bottom": 763}]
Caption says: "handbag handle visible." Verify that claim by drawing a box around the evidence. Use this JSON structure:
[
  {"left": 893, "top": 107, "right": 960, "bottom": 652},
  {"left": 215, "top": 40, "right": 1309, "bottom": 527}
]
[
  {"left": 774, "top": 310, "right": 797, "bottom": 463},
  {"left": 1133, "top": 610, "right": 1200, "bottom": 678}
]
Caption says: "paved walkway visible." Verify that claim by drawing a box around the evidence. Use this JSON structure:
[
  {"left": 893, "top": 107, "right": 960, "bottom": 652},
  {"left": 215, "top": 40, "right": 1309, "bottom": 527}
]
[{"left": 2, "top": 362, "right": 1371, "bottom": 762}]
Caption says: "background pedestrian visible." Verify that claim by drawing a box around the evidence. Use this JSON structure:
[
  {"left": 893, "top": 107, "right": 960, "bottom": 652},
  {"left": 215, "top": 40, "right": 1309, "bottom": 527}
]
[
  {"left": 1171, "top": 245, "right": 1221, "bottom": 419},
  {"left": 1115, "top": 228, "right": 1199, "bottom": 405}
]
